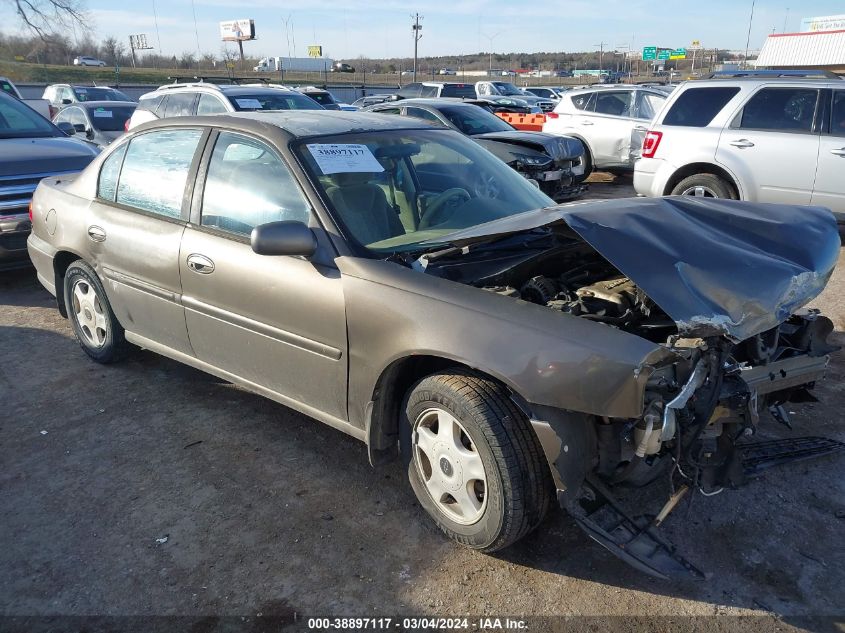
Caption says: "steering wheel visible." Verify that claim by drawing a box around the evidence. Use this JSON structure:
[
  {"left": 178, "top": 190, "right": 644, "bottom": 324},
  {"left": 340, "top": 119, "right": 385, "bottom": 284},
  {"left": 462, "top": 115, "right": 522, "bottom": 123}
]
[
  {"left": 419, "top": 188, "right": 471, "bottom": 229},
  {"left": 474, "top": 173, "right": 502, "bottom": 200}
]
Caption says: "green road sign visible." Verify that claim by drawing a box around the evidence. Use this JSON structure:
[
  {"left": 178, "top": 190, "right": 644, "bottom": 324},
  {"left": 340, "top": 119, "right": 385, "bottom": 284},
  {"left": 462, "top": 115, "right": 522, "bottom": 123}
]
[
  {"left": 642, "top": 46, "right": 657, "bottom": 61},
  {"left": 670, "top": 48, "right": 687, "bottom": 60},
  {"left": 657, "top": 49, "right": 671, "bottom": 60}
]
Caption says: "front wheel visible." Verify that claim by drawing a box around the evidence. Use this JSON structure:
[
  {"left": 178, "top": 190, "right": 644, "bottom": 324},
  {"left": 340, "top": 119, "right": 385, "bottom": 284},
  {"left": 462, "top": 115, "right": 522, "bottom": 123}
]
[
  {"left": 670, "top": 173, "right": 737, "bottom": 199},
  {"left": 64, "top": 260, "right": 129, "bottom": 363},
  {"left": 402, "top": 370, "right": 553, "bottom": 552}
]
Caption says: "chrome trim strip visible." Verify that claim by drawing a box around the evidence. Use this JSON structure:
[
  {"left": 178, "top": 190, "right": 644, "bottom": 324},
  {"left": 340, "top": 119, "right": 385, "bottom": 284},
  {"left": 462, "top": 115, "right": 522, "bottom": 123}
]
[{"left": 182, "top": 295, "right": 343, "bottom": 361}]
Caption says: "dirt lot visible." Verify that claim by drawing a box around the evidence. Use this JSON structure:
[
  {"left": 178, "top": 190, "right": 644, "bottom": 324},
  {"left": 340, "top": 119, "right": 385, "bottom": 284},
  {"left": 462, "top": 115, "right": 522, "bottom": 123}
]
[{"left": 2, "top": 177, "right": 844, "bottom": 632}]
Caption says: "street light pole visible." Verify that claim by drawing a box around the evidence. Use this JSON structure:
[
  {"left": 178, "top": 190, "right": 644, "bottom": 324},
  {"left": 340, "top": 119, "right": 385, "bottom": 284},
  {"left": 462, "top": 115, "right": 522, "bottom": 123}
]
[
  {"left": 594, "top": 41, "right": 605, "bottom": 75},
  {"left": 411, "top": 13, "right": 423, "bottom": 82},
  {"left": 481, "top": 30, "right": 503, "bottom": 74},
  {"left": 744, "top": 0, "right": 756, "bottom": 68}
]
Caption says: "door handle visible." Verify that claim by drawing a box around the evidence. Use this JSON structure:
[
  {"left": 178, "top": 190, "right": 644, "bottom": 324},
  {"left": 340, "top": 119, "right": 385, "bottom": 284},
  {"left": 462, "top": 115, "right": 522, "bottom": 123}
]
[
  {"left": 729, "top": 139, "right": 755, "bottom": 149},
  {"left": 830, "top": 148, "right": 845, "bottom": 157},
  {"left": 186, "top": 253, "right": 215, "bottom": 274},
  {"left": 579, "top": 120, "right": 594, "bottom": 126},
  {"left": 87, "top": 225, "right": 106, "bottom": 242}
]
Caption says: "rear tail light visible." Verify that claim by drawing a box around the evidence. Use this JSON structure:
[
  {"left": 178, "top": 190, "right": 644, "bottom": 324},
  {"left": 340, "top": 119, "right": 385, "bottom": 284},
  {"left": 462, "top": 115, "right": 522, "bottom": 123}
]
[
  {"left": 124, "top": 118, "right": 131, "bottom": 132},
  {"left": 642, "top": 131, "right": 663, "bottom": 158},
  {"left": 545, "top": 112, "right": 559, "bottom": 119},
  {"left": 28, "top": 200, "right": 33, "bottom": 222},
  {"left": 48, "top": 105, "right": 57, "bottom": 119}
]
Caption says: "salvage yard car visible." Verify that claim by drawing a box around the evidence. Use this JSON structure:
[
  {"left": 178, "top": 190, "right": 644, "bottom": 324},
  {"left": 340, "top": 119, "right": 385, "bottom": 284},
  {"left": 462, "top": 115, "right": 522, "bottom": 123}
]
[
  {"left": 1, "top": 91, "right": 99, "bottom": 270},
  {"left": 634, "top": 76, "right": 845, "bottom": 215},
  {"left": 52, "top": 101, "right": 137, "bottom": 148},
  {"left": 27, "top": 111, "right": 841, "bottom": 579},
  {"left": 365, "top": 99, "right": 587, "bottom": 200}
]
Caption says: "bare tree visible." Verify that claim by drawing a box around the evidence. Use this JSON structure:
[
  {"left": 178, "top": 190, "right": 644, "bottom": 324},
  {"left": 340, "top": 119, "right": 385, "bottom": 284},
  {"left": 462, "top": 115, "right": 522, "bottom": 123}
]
[
  {"left": 178, "top": 51, "right": 195, "bottom": 70},
  {"left": 101, "top": 36, "right": 125, "bottom": 66},
  {"left": 10, "top": 0, "right": 88, "bottom": 37}
]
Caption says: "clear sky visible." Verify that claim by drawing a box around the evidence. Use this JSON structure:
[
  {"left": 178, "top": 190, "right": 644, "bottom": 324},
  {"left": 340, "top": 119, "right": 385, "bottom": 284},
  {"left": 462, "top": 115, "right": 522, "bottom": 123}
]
[{"left": 4, "top": 0, "right": 845, "bottom": 60}]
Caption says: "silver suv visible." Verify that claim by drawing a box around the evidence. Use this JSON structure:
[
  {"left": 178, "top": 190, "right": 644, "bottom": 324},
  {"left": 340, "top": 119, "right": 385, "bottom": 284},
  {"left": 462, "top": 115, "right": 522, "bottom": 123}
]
[
  {"left": 542, "top": 85, "right": 668, "bottom": 172},
  {"left": 634, "top": 77, "right": 845, "bottom": 214},
  {"left": 127, "top": 82, "right": 322, "bottom": 130}
]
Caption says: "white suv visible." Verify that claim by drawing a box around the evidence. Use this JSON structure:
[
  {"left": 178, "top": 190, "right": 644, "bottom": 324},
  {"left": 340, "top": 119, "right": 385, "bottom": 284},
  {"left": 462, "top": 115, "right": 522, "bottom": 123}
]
[
  {"left": 634, "top": 77, "right": 845, "bottom": 214},
  {"left": 543, "top": 85, "right": 668, "bottom": 173},
  {"left": 127, "top": 82, "right": 322, "bottom": 130}
]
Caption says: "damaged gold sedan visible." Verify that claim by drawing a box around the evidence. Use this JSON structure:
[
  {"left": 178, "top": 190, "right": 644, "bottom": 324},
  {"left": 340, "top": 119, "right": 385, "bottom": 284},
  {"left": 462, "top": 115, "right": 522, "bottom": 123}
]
[{"left": 27, "top": 112, "right": 842, "bottom": 579}]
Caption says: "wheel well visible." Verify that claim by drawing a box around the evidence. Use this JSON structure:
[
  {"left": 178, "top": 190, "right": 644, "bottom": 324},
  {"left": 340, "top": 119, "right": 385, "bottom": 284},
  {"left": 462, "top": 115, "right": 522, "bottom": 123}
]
[
  {"left": 663, "top": 163, "right": 739, "bottom": 198},
  {"left": 52, "top": 251, "right": 81, "bottom": 318},
  {"left": 367, "top": 355, "right": 517, "bottom": 466}
]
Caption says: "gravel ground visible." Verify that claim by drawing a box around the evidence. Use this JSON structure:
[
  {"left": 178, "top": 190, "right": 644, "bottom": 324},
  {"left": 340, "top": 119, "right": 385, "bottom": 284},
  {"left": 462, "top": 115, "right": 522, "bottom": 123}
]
[{"left": 1, "top": 178, "right": 843, "bottom": 632}]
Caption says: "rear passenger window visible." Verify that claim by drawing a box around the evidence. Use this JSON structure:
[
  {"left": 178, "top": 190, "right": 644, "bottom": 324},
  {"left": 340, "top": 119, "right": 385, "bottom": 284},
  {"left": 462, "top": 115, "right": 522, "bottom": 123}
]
[
  {"left": 97, "top": 144, "right": 128, "bottom": 202},
  {"left": 570, "top": 91, "right": 595, "bottom": 111},
  {"left": 420, "top": 85, "right": 438, "bottom": 97},
  {"left": 663, "top": 87, "right": 740, "bottom": 127},
  {"left": 830, "top": 91, "right": 845, "bottom": 136},
  {"left": 163, "top": 92, "right": 196, "bottom": 118},
  {"left": 405, "top": 107, "right": 445, "bottom": 125},
  {"left": 197, "top": 94, "right": 227, "bottom": 115},
  {"left": 594, "top": 91, "right": 631, "bottom": 117},
  {"left": 739, "top": 88, "right": 819, "bottom": 133},
  {"left": 201, "top": 132, "right": 311, "bottom": 235},
  {"left": 116, "top": 129, "right": 202, "bottom": 218}
]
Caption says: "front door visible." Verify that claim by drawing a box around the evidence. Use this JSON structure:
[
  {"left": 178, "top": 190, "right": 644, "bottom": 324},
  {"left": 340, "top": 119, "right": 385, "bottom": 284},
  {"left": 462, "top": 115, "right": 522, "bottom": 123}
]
[
  {"left": 716, "top": 86, "right": 820, "bottom": 205},
  {"left": 86, "top": 127, "right": 206, "bottom": 355},
  {"left": 812, "top": 89, "right": 845, "bottom": 213},
  {"left": 179, "top": 130, "right": 348, "bottom": 420}
]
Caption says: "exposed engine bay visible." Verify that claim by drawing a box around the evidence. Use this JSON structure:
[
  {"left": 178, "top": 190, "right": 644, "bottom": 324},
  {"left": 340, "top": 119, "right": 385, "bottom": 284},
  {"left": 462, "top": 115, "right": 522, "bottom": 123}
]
[{"left": 414, "top": 216, "right": 842, "bottom": 579}]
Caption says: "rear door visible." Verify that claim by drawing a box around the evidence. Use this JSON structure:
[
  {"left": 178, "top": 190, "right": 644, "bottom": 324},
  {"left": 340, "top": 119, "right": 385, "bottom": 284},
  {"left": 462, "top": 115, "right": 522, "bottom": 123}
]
[
  {"left": 715, "top": 86, "right": 820, "bottom": 205},
  {"left": 812, "top": 89, "right": 845, "bottom": 213},
  {"left": 86, "top": 127, "right": 207, "bottom": 354},
  {"left": 587, "top": 90, "right": 637, "bottom": 168},
  {"left": 179, "top": 130, "right": 348, "bottom": 420}
]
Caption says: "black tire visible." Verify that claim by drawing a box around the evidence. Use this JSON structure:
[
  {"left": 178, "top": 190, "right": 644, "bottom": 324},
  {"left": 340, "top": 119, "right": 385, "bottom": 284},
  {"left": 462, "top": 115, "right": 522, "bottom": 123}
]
[
  {"left": 574, "top": 143, "right": 593, "bottom": 184},
  {"left": 63, "top": 260, "right": 129, "bottom": 364},
  {"left": 401, "top": 369, "right": 554, "bottom": 552},
  {"left": 670, "top": 173, "right": 737, "bottom": 199}
]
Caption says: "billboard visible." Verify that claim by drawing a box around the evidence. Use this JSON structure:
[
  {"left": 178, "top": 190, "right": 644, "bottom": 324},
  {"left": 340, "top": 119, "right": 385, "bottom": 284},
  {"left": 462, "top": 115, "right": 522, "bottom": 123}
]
[
  {"left": 800, "top": 15, "right": 845, "bottom": 32},
  {"left": 308, "top": 45, "right": 323, "bottom": 58},
  {"left": 219, "top": 19, "right": 255, "bottom": 42}
]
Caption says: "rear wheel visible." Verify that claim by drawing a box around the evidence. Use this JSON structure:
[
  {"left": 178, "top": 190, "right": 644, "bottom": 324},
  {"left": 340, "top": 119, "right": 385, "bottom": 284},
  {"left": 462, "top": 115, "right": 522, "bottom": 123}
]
[
  {"left": 671, "top": 173, "right": 736, "bottom": 199},
  {"left": 402, "top": 369, "right": 553, "bottom": 552},
  {"left": 64, "top": 260, "right": 129, "bottom": 363}
]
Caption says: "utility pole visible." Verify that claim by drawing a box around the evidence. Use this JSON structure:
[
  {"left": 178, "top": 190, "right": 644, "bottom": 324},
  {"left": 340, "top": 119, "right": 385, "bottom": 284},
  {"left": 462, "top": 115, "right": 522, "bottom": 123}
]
[
  {"left": 411, "top": 13, "right": 423, "bottom": 82},
  {"left": 594, "top": 41, "right": 606, "bottom": 73}
]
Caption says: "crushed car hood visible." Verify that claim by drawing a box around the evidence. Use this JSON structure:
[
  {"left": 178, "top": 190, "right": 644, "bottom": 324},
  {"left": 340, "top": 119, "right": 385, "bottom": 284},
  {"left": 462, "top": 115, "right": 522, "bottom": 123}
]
[
  {"left": 426, "top": 196, "right": 840, "bottom": 340},
  {"left": 473, "top": 131, "right": 584, "bottom": 161}
]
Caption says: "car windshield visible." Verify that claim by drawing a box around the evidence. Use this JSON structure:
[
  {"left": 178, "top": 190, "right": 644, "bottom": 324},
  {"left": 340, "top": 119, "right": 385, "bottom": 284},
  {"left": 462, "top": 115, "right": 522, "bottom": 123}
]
[
  {"left": 73, "top": 87, "right": 130, "bottom": 101},
  {"left": 296, "top": 129, "right": 552, "bottom": 254},
  {"left": 227, "top": 93, "right": 323, "bottom": 111},
  {"left": 438, "top": 105, "right": 515, "bottom": 135},
  {"left": 304, "top": 92, "right": 337, "bottom": 106},
  {"left": 439, "top": 84, "right": 476, "bottom": 98},
  {"left": 0, "top": 93, "right": 58, "bottom": 138},
  {"left": 87, "top": 105, "right": 135, "bottom": 131},
  {"left": 491, "top": 82, "right": 523, "bottom": 96}
]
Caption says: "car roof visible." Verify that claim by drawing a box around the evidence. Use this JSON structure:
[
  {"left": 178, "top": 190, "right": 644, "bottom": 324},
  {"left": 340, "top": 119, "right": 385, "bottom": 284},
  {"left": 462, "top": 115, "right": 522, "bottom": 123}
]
[
  {"left": 681, "top": 77, "right": 843, "bottom": 87},
  {"left": 226, "top": 110, "right": 435, "bottom": 136},
  {"left": 76, "top": 100, "right": 137, "bottom": 108},
  {"left": 378, "top": 98, "right": 473, "bottom": 109}
]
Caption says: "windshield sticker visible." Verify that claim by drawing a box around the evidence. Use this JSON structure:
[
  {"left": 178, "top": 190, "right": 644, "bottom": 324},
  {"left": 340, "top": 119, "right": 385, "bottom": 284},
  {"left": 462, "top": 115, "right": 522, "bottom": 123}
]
[
  {"left": 93, "top": 109, "right": 113, "bottom": 118},
  {"left": 307, "top": 144, "right": 384, "bottom": 175},
  {"left": 235, "top": 98, "right": 263, "bottom": 109}
]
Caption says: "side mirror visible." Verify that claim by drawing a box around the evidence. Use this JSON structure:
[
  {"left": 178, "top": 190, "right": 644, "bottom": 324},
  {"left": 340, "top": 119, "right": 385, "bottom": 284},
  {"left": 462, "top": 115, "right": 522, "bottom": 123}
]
[
  {"left": 61, "top": 98, "right": 72, "bottom": 105},
  {"left": 73, "top": 123, "right": 87, "bottom": 133},
  {"left": 56, "top": 121, "right": 75, "bottom": 135},
  {"left": 251, "top": 221, "right": 317, "bottom": 258}
]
